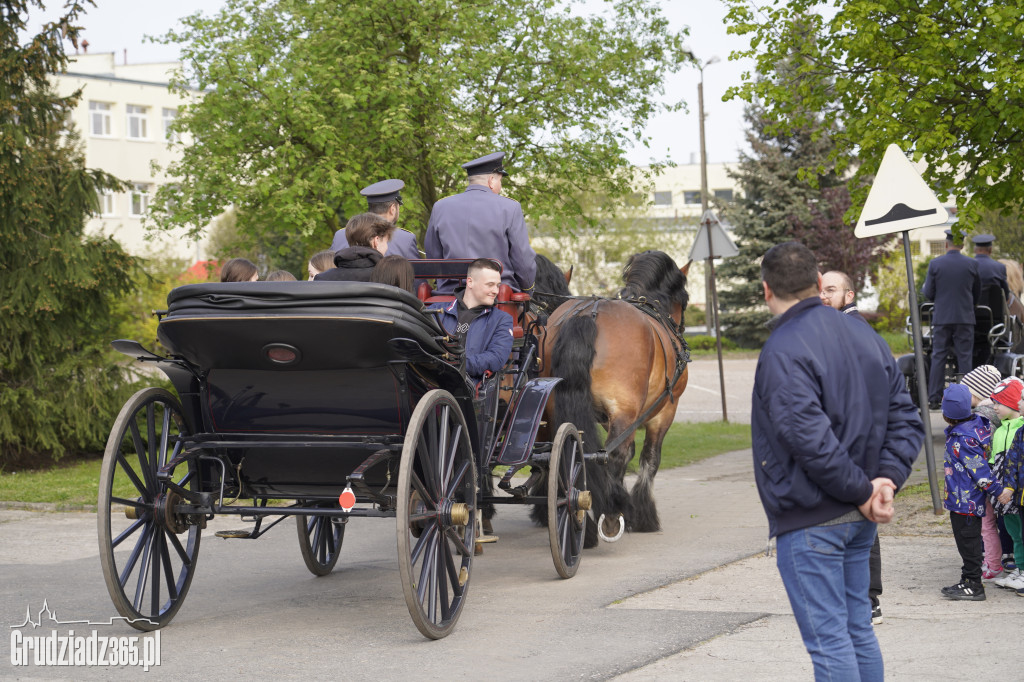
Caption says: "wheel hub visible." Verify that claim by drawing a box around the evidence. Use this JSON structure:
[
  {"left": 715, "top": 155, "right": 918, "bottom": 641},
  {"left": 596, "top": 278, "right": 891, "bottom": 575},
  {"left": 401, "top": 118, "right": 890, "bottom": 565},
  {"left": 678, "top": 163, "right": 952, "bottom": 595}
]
[{"left": 155, "top": 490, "right": 188, "bottom": 534}]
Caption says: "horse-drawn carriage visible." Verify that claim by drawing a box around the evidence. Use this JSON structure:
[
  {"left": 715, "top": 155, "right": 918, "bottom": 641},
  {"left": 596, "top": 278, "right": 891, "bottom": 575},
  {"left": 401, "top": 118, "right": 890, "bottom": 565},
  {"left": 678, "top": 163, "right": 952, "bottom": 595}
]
[
  {"left": 897, "top": 285, "right": 1024, "bottom": 401},
  {"left": 97, "top": 263, "right": 592, "bottom": 639}
]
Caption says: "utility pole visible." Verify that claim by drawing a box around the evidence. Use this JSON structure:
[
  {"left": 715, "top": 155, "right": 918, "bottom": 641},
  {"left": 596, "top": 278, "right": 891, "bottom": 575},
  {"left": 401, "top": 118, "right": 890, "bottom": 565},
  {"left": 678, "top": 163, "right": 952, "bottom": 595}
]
[{"left": 697, "top": 56, "right": 719, "bottom": 333}]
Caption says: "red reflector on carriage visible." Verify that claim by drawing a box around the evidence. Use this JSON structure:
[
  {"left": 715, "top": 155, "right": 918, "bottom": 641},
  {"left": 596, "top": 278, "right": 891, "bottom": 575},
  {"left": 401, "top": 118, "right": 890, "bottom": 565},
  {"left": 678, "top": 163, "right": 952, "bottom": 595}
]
[
  {"left": 339, "top": 486, "right": 356, "bottom": 512},
  {"left": 262, "top": 343, "right": 300, "bottom": 365}
]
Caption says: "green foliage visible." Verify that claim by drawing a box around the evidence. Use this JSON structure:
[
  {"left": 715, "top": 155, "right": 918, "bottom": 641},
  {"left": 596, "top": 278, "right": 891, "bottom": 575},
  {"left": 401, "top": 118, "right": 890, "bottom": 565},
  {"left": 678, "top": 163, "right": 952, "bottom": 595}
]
[
  {"left": 151, "top": 0, "right": 689, "bottom": 250},
  {"left": 724, "top": 0, "right": 1024, "bottom": 229},
  {"left": 0, "top": 1, "right": 141, "bottom": 465},
  {"left": 975, "top": 205, "right": 1024, "bottom": 264},
  {"left": 685, "top": 335, "right": 738, "bottom": 352},
  {"left": 877, "top": 330, "right": 911, "bottom": 356},
  {"left": 626, "top": 421, "right": 751, "bottom": 473}
]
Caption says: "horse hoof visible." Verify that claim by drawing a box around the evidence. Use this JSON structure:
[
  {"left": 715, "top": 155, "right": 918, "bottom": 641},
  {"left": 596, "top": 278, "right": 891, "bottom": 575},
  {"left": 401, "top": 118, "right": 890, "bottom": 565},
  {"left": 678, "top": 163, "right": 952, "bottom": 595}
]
[{"left": 597, "top": 513, "right": 625, "bottom": 542}]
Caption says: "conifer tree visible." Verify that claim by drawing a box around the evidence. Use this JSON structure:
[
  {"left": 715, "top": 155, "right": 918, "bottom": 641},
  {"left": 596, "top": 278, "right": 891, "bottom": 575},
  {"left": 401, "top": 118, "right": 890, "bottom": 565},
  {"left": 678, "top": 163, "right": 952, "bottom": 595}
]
[{"left": 0, "top": 1, "right": 138, "bottom": 465}]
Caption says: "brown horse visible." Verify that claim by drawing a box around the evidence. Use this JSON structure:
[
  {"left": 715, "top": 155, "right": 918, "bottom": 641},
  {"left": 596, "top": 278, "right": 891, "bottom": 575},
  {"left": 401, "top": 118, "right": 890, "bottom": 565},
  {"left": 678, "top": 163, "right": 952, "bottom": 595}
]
[{"left": 537, "top": 251, "right": 690, "bottom": 546}]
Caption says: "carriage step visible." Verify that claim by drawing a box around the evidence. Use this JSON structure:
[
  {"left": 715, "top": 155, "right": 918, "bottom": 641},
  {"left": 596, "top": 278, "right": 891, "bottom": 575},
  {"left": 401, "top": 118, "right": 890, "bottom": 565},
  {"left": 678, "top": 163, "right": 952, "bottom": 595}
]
[
  {"left": 476, "top": 534, "right": 499, "bottom": 544},
  {"left": 215, "top": 529, "right": 254, "bottom": 539}
]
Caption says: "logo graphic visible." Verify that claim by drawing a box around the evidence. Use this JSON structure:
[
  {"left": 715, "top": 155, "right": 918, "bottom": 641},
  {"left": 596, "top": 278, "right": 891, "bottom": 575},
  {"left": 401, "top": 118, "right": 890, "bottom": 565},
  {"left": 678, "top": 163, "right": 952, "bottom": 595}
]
[{"left": 9, "top": 601, "right": 161, "bottom": 671}]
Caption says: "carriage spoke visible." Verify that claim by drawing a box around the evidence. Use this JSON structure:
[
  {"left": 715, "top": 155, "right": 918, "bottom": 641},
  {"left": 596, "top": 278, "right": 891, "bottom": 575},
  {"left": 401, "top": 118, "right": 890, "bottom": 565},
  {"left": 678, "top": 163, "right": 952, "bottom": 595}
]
[
  {"left": 160, "top": 530, "right": 179, "bottom": 602},
  {"left": 110, "top": 496, "right": 146, "bottom": 511},
  {"left": 165, "top": 528, "right": 191, "bottom": 565},
  {"left": 416, "top": 430, "right": 439, "bottom": 499},
  {"left": 416, "top": 529, "right": 438, "bottom": 603},
  {"left": 410, "top": 471, "right": 435, "bottom": 509},
  {"left": 145, "top": 404, "right": 158, "bottom": 487},
  {"left": 111, "top": 518, "right": 147, "bottom": 551},
  {"left": 127, "top": 420, "right": 154, "bottom": 492},
  {"left": 437, "top": 544, "right": 452, "bottom": 621},
  {"left": 310, "top": 517, "right": 325, "bottom": 563},
  {"left": 437, "top": 406, "right": 451, "bottom": 488},
  {"left": 158, "top": 408, "right": 172, "bottom": 468},
  {"left": 150, "top": 531, "right": 163, "bottom": 615},
  {"left": 131, "top": 526, "right": 155, "bottom": 611},
  {"left": 443, "top": 460, "right": 470, "bottom": 500},
  {"left": 410, "top": 522, "right": 437, "bottom": 566},
  {"left": 444, "top": 526, "right": 472, "bottom": 558},
  {"left": 115, "top": 451, "right": 148, "bottom": 499}
]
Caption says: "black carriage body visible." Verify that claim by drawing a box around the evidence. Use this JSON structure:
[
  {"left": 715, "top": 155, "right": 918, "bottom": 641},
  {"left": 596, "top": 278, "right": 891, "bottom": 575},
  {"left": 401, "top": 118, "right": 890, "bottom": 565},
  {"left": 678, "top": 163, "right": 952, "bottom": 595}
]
[{"left": 156, "top": 281, "right": 475, "bottom": 499}]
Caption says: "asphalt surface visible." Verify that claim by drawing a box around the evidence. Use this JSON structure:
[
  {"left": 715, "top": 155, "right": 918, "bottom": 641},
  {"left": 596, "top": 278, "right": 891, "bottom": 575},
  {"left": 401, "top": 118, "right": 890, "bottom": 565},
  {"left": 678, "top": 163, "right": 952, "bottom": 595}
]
[{"left": 3, "top": 356, "right": 1011, "bottom": 680}]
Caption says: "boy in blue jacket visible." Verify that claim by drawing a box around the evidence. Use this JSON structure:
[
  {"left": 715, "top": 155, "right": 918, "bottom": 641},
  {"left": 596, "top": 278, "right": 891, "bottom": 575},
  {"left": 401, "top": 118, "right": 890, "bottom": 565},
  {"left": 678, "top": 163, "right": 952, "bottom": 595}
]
[{"left": 941, "top": 383, "right": 1011, "bottom": 600}]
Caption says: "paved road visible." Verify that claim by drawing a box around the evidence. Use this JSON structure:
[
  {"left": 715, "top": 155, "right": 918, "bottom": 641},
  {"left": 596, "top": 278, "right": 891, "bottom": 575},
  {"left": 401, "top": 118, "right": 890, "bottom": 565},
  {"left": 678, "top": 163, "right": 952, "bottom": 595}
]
[{"left": 673, "top": 355, "right": 757, "bottom": 424}]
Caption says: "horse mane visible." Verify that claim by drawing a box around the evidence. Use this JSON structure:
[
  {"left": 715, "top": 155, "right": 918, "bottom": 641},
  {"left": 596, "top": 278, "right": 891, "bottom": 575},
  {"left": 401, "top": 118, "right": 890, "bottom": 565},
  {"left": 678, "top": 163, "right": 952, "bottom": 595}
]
[
  {"left": 619, "top": 250, "right": 688, "bottom": 317},
  {"left": 532, "top": 253, "right": 573, "bottom": 312}
]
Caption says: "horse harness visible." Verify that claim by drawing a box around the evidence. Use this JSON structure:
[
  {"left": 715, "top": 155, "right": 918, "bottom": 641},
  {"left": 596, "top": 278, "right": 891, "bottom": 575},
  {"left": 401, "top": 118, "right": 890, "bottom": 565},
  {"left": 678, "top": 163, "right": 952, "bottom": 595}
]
[{"left": 552, "top": 295, "right": 691, "bottom": 454}]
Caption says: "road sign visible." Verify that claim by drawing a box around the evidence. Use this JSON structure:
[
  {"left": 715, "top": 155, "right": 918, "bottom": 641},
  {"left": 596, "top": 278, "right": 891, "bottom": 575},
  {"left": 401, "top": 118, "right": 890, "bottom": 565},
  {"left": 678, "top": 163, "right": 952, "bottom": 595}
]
[
  {"left": 690, "top": 210, "right": 739, "bottom": 260},
  {"left": 855, "top": 144, "right": 949, "bottom": 237}
]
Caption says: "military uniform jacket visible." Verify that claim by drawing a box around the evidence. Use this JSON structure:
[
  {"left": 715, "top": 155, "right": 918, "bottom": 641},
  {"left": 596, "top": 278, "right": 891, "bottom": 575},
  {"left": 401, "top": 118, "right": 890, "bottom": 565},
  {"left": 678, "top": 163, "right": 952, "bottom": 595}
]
[
  {"left": 424, "top": 185, "right": 537, "bottom": 293},
  {"left": 921, "top": 250, "right": 981, "bottom": 325},
  {"left": 330, "top": 227, "right": 420, "bottom": 260},
  {"left": 974, "top": 254, "right": 1009, "bottom": 297}
]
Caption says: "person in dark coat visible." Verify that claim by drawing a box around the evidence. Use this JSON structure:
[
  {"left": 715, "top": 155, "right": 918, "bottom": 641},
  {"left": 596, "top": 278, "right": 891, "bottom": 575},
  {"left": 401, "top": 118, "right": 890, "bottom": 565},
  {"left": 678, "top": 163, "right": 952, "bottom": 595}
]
[
  {"left": 330, "top": 179, "right": 420, "bottom": 260},
  {"left": 972, "top": 234, "right": 1010, "bottom": 298},
  {"left": 424, "top": 151, "right": 537, "bottom": 294},
  {"left": 922, "top": 229, "right": 982, "bottom": 409},
  {"left": 753, "top": 242, "right": 922, "bottom": 680},
  {"left": 315, "top": 213, "right": 394, "bottom": 282},
  {"left": 429, "top": 258, "right": 514, "bottom": 381}
]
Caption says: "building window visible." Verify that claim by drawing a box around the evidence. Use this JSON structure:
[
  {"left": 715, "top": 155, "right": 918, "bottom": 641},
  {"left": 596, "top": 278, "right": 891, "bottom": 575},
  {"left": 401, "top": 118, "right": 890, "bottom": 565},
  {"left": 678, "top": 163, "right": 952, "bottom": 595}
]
[
  {"left": 89, "top": 101, "right": 112, "bottom": 136},
  {"left": 130, "top": 183, "right": 151, "bottom": 216},
  {"left": 127, "top": 104, "right": 148, "bottom": 140},
  {"left": 162, "top": 107, "right": 179, "bottom": 142},
  {"left": 928, "top": 240, "right": 945, "bottom": 256},
  {"left": 96, "top": 189, "right": 116, "bottom": 217},
  {"left": 652, "top": 191, "right": 672, "bottom": 206},
  {"left": 683, "top": 190, "right": 702, "bottom": 205},
  {"left": 714, "top": 189, "right": 734, "bottom": 202},
  {"left": 908, "top": 241, "right": 921, "bottom": 256}
]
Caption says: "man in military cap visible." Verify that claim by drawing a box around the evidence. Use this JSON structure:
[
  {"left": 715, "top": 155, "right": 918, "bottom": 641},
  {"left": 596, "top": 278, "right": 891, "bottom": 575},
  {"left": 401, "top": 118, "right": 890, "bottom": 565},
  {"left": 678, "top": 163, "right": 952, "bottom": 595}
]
[
  {"left": 971, "top": 234, "right": 1010, "bottom": 298},
  {"left": 330, "top": 179, "right": 421, "bottom": 260},
  {"left": 425, "top": 151, "right": 537, "bottom": 294},
  {"left": 921, "top": 229, "right": 981, "bottom": 409}
]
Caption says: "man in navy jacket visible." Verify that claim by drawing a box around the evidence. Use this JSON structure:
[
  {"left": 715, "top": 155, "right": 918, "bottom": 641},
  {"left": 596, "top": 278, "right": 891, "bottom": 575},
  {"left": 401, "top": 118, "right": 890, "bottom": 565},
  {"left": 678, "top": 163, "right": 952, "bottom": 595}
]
[
  {"left": 430, "top": 259, "right": 514, "bottom": 381},
  {"left": 752, "top": 242, "right": 923, "bottom": 680}
]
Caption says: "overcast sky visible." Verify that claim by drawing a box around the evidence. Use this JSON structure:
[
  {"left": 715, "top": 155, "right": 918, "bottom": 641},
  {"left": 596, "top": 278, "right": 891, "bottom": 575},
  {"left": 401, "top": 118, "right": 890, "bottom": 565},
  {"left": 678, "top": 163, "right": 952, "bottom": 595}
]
[{"left": 30, "top": 0, "right": 752, "bottom": 167}]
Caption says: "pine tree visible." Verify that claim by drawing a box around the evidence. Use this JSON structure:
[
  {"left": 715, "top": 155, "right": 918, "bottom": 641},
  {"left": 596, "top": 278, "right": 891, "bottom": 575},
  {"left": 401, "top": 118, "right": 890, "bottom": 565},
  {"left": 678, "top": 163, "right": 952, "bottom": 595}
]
[{"left": 0, "top": 1, "right": 139, "bottom": 465}]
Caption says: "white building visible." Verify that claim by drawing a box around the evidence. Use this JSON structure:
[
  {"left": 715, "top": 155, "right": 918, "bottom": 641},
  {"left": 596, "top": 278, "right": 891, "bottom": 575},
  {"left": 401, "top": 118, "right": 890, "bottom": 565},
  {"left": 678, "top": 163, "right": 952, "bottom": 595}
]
[
  {"left": 51, "top": 52, "right": 205, "bottom": 261},
  {"left": 640, "top": 161, "right": 738, "bottom": 221}
]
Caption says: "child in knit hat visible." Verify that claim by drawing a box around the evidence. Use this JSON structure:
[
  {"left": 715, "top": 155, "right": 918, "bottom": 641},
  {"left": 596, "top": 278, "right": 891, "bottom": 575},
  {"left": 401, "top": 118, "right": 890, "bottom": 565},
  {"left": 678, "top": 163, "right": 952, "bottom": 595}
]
[
  {"left": 991, "top": 378, "right": 1024, "bottom": 591},
  {"left": 961, "top": 365, "right": 1007, "bottom": 578},
  {"left": 941, "top": 383, "right": 1010, "bottom": 600}
]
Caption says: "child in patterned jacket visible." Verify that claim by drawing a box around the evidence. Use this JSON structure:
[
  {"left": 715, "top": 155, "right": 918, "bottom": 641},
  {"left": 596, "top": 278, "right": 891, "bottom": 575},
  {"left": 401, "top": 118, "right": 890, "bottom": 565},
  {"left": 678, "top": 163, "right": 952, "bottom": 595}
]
[{"left": 941, "top": 383, "right": 1012, "bottom": 601}]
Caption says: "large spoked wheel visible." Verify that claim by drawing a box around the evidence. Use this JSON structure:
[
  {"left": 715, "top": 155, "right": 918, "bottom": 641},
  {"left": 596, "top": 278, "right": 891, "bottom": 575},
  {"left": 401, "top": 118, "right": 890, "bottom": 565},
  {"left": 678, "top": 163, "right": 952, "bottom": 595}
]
[
  {"left": 397, "top": 389, "right": 477, "bottom": 640},
  {"left": 98, "top": 387, "right": 200, "bottom": 631},
  {"left": 548, "top": 423, "right": 588, "bottom": 579},
  {"left": 296, "top": 508, "right": 345, "bottom": 576}
]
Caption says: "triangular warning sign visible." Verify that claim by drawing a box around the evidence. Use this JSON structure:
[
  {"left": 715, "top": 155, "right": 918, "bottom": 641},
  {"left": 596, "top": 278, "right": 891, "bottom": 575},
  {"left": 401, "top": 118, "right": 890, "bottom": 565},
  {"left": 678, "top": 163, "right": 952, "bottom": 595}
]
[
  {"left": 690, "top": 210, "right": 739, "bottom": 260},
  {"left": 855, "top": 144, "right": 949, "bottom": 238}
]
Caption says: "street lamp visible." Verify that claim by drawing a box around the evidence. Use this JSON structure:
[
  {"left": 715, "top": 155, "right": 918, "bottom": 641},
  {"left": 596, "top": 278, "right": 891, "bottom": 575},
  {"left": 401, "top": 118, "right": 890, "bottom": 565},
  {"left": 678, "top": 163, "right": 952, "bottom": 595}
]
[{"left": 697, "top": 55, "right": 720, "bottom": 333}]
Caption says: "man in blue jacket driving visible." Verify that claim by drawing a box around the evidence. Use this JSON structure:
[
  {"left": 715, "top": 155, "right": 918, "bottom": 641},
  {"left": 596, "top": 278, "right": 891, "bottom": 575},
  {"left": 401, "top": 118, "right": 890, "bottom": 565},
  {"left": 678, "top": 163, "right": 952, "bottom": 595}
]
[
  {"left": 752, "top": 242, "right": 924, "bottom": 681},
  {"left": 430, "top": 258, "right": 514, "bottom": 381}
]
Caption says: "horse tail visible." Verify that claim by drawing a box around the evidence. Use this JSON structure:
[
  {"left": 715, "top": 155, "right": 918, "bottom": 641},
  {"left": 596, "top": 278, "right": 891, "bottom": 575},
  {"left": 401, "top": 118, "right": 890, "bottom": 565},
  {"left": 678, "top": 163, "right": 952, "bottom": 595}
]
[{"left": 550, "top": 315, "right": 602, "bottom": 452}]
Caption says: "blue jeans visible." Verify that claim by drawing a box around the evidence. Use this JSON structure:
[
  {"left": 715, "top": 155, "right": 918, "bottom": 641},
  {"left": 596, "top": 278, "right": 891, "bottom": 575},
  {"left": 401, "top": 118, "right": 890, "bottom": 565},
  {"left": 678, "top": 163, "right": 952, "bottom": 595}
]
[{"left": 776, "top": 519, "right": 883, "bottom": 682}]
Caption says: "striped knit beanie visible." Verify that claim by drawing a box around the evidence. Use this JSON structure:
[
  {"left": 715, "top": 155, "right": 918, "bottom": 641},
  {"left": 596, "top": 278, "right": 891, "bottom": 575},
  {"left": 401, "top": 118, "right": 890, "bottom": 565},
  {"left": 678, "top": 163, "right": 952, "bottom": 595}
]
[{"left": 961, "top": 365, "right": 1002, "bottom": 401}]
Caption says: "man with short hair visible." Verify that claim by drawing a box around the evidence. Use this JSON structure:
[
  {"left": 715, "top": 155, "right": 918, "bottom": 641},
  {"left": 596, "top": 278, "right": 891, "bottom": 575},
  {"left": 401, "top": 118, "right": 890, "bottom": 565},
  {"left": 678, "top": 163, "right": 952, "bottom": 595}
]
[
  {"left": 820, "top": 269, "right": 885, "bottom": 625},
  {"left": 922, "top": 229, "right": 981, "bottom": 409},
  {"left": 330, "top": 179, "right": 421, "bottom": 259},
  {"left": 425, "top": 151, "right": 537, "bottom": 294},
  {"left": 430, "top": 258, "right": 514, "bottom": 380},
  {"left": 753, "top": 242, "right": 923, "bottom": 680},
  {"left": 971, "top": 233, "right": 1009, "bottom": 298},
  {"left": 315, "top": 213, "right": 395, "bottom": 282}
]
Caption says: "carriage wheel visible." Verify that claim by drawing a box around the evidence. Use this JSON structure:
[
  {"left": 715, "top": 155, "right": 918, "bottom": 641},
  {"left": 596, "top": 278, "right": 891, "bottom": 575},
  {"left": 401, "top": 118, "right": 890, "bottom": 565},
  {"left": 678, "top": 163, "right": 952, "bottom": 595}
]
[
  {"left": 296, "top": 509, "right": 345, "bottom": 576},
  {"left": 548, "top": 423, "right": 588, "bottom": 579},
  {"left": 97, "top": 388, "right": 200, "bottom": 631},
  {"left": 397, "top": 389, "right": 477, "bottom": 639}
]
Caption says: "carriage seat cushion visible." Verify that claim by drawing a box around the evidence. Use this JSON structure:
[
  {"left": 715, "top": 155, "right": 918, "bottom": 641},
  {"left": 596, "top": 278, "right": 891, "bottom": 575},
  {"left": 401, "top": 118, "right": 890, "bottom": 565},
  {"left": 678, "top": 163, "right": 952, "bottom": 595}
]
[{"left": 159, "top": 281, "right": 455, "bottom": 370}]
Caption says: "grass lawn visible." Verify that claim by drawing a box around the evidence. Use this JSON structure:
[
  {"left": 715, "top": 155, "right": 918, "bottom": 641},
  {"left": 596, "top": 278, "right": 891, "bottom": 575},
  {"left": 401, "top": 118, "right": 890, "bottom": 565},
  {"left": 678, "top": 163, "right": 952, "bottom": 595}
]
[{"left": 0, "top": 421, "right": 752, "bottom": 507}]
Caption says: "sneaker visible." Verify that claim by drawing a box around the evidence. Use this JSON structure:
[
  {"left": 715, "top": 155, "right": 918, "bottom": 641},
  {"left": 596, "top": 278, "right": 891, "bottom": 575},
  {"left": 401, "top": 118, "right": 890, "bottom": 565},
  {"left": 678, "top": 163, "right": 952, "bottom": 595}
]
[
  {"left": 1017, "top": 586, "right": 1024, "bottom": 597},
  {"left": 1004, "top": 554, "right": 1018, "bottom": 571},
  {"left": 982, "top": 564, "right": 1004, "bottom": 580},
  {"left": 994, "top": 569, "right": 1024, "bottom": 590},
  {"left": 943, "top": 581, "right": 986, "bottom": 601},
  {"left": 871, "top": 605, "right": 883, "bottom": 625}
]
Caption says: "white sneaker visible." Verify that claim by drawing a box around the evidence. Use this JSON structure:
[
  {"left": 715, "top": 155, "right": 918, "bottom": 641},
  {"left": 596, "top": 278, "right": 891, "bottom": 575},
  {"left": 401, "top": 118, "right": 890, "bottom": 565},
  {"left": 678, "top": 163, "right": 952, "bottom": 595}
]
[{"left": 994, "top": 569, "right": 1024, "bottom": 590}]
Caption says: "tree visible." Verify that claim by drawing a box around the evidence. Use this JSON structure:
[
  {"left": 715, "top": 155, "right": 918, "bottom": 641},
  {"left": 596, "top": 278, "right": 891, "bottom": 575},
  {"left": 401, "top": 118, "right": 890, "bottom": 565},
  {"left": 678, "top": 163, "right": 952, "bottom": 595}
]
[
  {"left": 717, "top": 94, "right": 886, "bottom": 347},
  {"left": 151, "top": 0, "right": 688, "bottom": 256},
  {"left": 723, "top": 0, "right": 1024, "bottom": 228},
  {"left": 0, "top": 0, "right": 138, "bottom": 465},
  {"left": 975, "top": 205, "right": 1024, "bottom": 264}
]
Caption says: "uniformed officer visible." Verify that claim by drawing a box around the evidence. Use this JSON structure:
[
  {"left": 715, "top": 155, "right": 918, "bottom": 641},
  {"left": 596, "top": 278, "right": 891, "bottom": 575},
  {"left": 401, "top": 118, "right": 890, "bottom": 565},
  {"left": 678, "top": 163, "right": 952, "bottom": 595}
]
[
  {"left": 424, "top": 151, "right": 537, "bottom": 293},
  {"left": 971, "top": 234, "right": 1010, "bottom": 298},
  {"left": 921, "top": 229, "right": 981, "bottom": 409},
  {"left": 330, "top": 179, "right": 421, "bottom": 260}
]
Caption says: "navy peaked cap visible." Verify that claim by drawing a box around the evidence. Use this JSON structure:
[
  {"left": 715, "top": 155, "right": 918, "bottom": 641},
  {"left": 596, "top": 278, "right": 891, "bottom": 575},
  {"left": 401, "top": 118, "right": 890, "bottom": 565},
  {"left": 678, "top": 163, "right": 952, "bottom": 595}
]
[
  {"left": 971, "top": 234, "right": 995, "bottom": 246},
  {"left": 360, "top": 179, "right": 404, "bottom": 205},
  {"left": 462, "top": 151, "right": 508, "bottom": 177}
]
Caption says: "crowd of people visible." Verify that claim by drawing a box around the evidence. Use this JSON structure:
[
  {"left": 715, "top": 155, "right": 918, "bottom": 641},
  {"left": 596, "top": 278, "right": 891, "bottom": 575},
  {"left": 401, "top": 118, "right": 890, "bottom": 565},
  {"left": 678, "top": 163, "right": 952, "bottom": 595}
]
[{"left": 215, "top": 151, "right": 530, "bottom": 380}]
